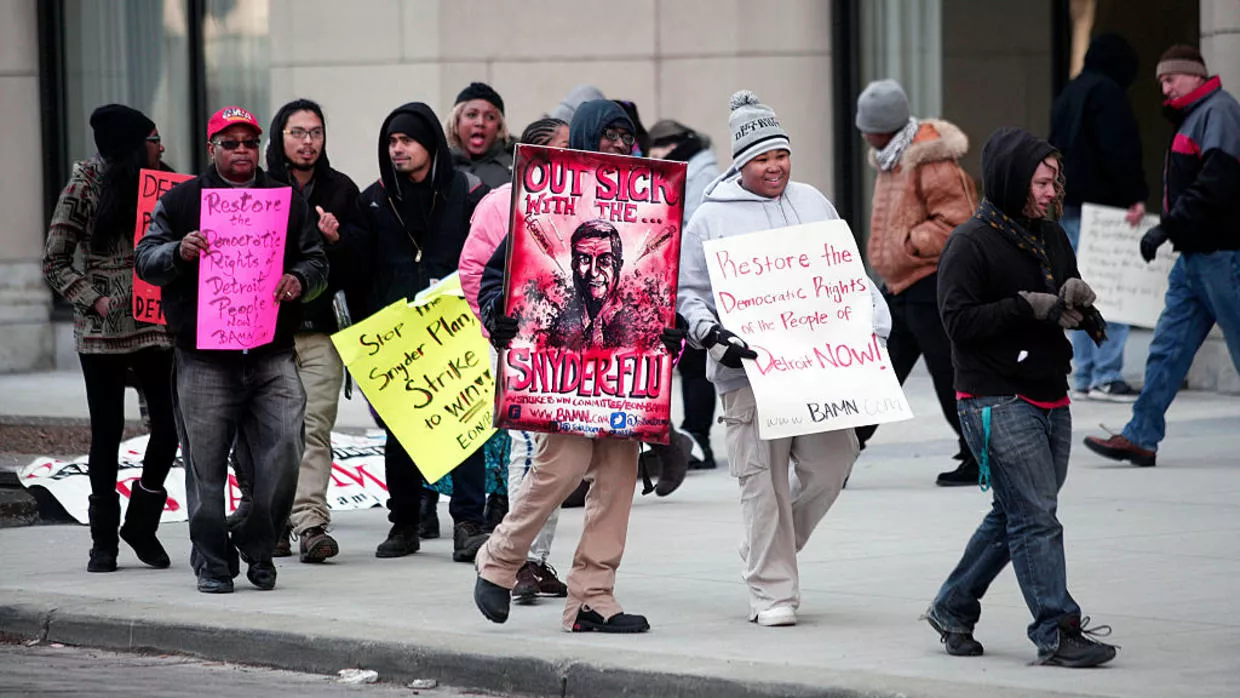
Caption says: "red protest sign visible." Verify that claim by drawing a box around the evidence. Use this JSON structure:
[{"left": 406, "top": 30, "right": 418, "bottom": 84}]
[
  {"left": 495, "top": 145, "right": 687, "bottom": 443},
  {"left": 132, "top": 169, "right": 193, "bottom": 324}
]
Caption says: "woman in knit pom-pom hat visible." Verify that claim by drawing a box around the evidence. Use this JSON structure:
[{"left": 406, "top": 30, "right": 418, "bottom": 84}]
[{"left": 677, "top": 91, "right": 891, "bottom": 627}]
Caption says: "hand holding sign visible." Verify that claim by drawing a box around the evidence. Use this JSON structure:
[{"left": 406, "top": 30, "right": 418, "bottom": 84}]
[
  {"left": 315, "top": 205, "right": 340, "bottom": 243},
  {"left": 274, "top": 274, "right": 302, "bottom": 302},
  {"left": 180, "top": 230, "right": 210, "bottom": 261}
]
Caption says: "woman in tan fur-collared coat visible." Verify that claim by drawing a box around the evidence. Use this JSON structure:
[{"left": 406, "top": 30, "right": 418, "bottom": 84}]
[{"left": 854, "top": 79, "right": 979, "bottom": 487}]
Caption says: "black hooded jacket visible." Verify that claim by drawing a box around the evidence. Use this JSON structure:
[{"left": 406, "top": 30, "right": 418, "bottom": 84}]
[
  {"left": 265, "top": 103, "right": 363, "bottom": 334},
  {"left": 1049, "top": 34, "right": 1148, "bottom": 209},
  {"left": 355, "top": 102, "right": 488, "bottom": 317},
  {"left": 937, "top": 128, "right": 1081, "bottom": 402},
  {"left": 476, "top": 100, "right": 637, "bottom": 327}
]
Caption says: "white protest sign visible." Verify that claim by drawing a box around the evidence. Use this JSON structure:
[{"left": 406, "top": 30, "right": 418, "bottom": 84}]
[
  {"left": 19, "top": 432, "right": 387, "bottom": 524},
  {"left": 1075, "top": 203, "right": 1177, "bottom": 328},
  {"left": 702, "top": 221, "right": 913, "bottom": 439}
]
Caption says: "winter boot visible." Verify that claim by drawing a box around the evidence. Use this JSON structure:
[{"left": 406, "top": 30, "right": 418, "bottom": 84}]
[
  {"left": 119, "top": 483, "right": 171, "bottom": 568},
  {"left": 87, "top": 493, "right": 121, "bottom": 573}
]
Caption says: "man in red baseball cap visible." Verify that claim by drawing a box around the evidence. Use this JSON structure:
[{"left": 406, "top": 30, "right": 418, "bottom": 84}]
[{"left": 136, "top": 104, "right": 327, "bottom": 594}]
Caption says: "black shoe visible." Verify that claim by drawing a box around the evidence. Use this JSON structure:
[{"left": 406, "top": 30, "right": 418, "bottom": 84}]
[
  {"left": 453, "top": 521, "right": 489, "bottom": 563},
  {"left": 936, "top": 457, "right": 980, "bottom": 487},
  {"left": 376, "top": 524, "right": 420, "bottom": 558},
  {"left": 512, "top": 562, "right": 540, "bottom": 604},
  {"left": 197, "top": 576, "right": 234, "bottom": 594},
  {"left": 419, "top": 496, "right": 440, "bottom": 539},
  {"left": 87, "top": 547, "right": 118, "bottom": 573},
  {"left": 686, "top": 430, "right": 716, "bottom": 470},
  {"left": 1040, "top": 616, "right": 1117, "bottom": 668},
  {"left": 925, "top": 612, "right": 984, "bottom": 656},
  {"left": 561, "top": 480, "right": 589, "bottom": 508},
  {"left": 119, "top": 484, "right": 171, "bottom": 569},
  {"left": 484, "top": 493, "right": 508, "bottom": 532},
  {"left": 246, "top": 561, "right": 277, "bottom": 590},
  {"left": 475, "top": 576, "right": 511, "bottom": 623},
  {"left": 272, "top": 525, "right": 293, "bottom": 558},
  {"left": 571, "top": 606, "right": 650, "bottom": 633}
]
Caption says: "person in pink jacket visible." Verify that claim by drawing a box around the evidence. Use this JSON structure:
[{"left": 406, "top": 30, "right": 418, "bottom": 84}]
[
  {"left": 460, "top": 117, "right": 569, "bottom": 322},
  {"left": 459, "top": 116, "right": 570, "bottom": 603}
]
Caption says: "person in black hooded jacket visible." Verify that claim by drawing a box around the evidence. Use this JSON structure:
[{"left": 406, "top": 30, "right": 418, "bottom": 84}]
[
  {"left": 261, "top": 98, "right": 362, "bottom": 563},
  {"left": 923, "top": 128, "right": 1118, "bottom": 669},
  {"left": 1050, "top": 33, "right": 1148, "bottom": 402},
  {"left": 355, "top": 102, "right": 491, "bottom": 562}
]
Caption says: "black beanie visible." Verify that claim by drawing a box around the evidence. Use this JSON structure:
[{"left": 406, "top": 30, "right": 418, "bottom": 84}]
[
  {"left": 454, "top": 82, "right": 505, "bottom": 114},
  {"left": 90, "top": 104, "right": 155, "bottom": 160},
  {"left": 388, "top": 111, "right": 438, "bottom": 153}
]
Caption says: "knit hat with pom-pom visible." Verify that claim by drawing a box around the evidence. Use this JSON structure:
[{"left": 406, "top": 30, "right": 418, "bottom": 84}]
[{"left": 729, "top": 90, "right": 790, "bottom": 170}]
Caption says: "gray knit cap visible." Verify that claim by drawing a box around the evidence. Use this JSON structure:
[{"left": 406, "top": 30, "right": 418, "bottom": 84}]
[
  {"left": 729, "top": 90, "right": 791, "bottom": 170},
  {"left": 856, "top": 79, "right": 911, "bottom": 134}
]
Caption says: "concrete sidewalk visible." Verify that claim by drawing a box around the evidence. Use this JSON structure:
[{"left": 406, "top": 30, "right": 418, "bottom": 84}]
[{"left": 1, "top": 369, "right": 1238, "bottom": 697}]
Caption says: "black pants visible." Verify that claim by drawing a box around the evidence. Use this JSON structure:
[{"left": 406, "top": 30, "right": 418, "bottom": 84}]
[
  {"left": 383, "top": 425, "right": 486, "bottom": 527},
  {"left": 855, "top": 274, "right": 964, "bottom": 454},
  {"left": 678, "top": 345, "right": 715, "bottom": 438},
  {"left": 79, "top": 348, "right": 178, "bottom": 497}
]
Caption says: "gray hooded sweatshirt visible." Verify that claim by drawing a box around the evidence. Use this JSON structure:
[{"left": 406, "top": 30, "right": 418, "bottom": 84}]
[{"left": 678, "top": 169, "right": 891, "bottom": 396}]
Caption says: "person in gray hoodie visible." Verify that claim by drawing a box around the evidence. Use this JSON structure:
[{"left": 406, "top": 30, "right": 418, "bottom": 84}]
[{"left": 678, "top": 91, "right": 890, "bottom": 627}]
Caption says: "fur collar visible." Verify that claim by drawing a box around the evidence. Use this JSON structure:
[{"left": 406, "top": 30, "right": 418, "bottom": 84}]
[{"left": 867, "top": 119, "right": 968, "bottom": 170}]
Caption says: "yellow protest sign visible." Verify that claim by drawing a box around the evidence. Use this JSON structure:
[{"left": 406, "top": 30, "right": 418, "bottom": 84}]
[{"left": 331, "top": 278, "right": 496, "bottom": 483}]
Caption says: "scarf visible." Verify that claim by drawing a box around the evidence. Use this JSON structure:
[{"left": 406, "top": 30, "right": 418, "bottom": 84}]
[
  {"left": 975, "top": 198, "right": 1057, "bottom": 292},
  {"left": 874, "top": 117, "right": 920, "bottom": 172}
]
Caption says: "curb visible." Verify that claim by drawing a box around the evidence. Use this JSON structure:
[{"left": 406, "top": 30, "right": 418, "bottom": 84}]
[
  {"left": 0, "top": 594, "right": 1096, "bottom": 698},
  {"left": 0, "top": 488, "right": 38, "bottom": 528}
]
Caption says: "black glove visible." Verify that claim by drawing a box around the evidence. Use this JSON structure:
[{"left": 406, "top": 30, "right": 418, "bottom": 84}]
[
  {"left": 1078, "top": 306, "right": 1109, "bottom": 347},
  {"left": 487, "top": 314, "right": 518, "bottom": 349},
  {"left": 1140, "top": 225, "right": 1169, "bottom": 263},
  {"left": 1058, "top": 278, "right": 1096, "bottom": 308},
  {"left": 703, "top": 325, "right": 757, "bottom": 369},
  {"left": 660, "top": 326, "right": 685, "bottom": 355}
]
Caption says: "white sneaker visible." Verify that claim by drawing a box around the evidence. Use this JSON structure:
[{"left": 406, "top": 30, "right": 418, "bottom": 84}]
[
  {"left": 1088, "top": 381, "right": 1140, "bottom": 403},
  {"left": 753, "top": 606, "right": 797, "bottom": 627}
]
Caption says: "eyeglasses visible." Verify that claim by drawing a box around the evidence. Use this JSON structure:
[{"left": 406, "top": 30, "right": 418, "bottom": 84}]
[
  {"left": 284, "top": 127, "right": 324, "bottom": 142},
  {"left": 213, "top": 138, "right": 261, "bottom": 151},
  {"left": 603, "top": 128, "right": 635, "bottom": 147},
  {"left": 145, "top": 135, "right": 162, "bottom": 144}
]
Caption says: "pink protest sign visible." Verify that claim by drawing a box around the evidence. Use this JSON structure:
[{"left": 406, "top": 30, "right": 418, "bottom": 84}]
[{"left": 196, "top": 187, "right": 292, "bottom": 350}]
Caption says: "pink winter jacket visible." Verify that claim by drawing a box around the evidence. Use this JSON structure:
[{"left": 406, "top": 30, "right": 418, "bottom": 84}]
[{"left": 459, "top": 183, "right": 512, "bottom": 334}]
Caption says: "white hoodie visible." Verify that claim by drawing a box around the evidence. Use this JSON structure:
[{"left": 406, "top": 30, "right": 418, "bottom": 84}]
[{"left": 677, "top": 169, "right": 892, "bottom": 396}]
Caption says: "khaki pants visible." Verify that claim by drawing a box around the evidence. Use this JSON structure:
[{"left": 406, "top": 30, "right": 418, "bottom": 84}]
[
  {"left": 508, "top": 430, "right": 559, "bottom": 563},
  {"left": 476, "top": 432, "right": 639, "bottom": 630},
  {"left": 289, "top": 332, "right": 344, "bottom": 534},
  {"left": 720, "top": 385, "right": 858, "bottom": 618}
]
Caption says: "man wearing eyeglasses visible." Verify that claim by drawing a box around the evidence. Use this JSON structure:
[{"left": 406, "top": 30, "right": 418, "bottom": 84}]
[
  {"left": 136, "top": 105, "right": 328, "bottom": 594},
  {"left": 237, "top": 98, "right": 362, "bottom": 564}
]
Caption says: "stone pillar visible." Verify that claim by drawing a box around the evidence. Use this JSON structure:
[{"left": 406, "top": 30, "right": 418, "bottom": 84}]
[{"left": 0, "top": 0, "right": 53, "bottom": 372}]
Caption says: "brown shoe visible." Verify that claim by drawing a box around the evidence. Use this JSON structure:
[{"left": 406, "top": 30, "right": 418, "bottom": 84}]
[
  {"left": 272, "top": 525, "right": 293, "bottom": 557},
  {"left": 1083, "top": 434, "right": 1156, "bottom": 467},
  {"left": 532, "top": 561, "right": 568, "bottom": 597},
  {"left": 512, "top": 561, "right": 540, "bottom": 604},
  {"left": 299, "top": 525, "right": 339, "bottom": 563}
]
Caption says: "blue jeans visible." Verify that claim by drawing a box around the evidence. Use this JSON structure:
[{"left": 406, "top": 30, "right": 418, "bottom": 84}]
[
  {"left": 174, "top": 348, "right": 305, "bottom": 580},
  {"left": 1123, "top": 251, "right": 1240, "bottom": 450},
  {"left": 929, "top": 396, "right": 1080, "bottom": 655},
  {"left": 1061, "top": 210, "right": 1131, "bottom": 390}
]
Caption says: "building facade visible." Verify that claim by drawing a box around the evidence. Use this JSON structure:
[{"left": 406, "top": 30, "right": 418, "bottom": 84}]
[{"left": 1, "top": 0, "right": 1236, "bottom": 389}]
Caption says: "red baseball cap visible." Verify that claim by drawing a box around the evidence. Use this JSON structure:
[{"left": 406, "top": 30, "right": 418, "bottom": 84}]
[{"left": 207, "top": 106, "right": 262, "bottom": 141}]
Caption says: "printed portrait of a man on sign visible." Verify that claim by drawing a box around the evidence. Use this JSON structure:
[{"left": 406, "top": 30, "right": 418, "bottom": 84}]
[{"left": 496, "top": 144, "right": 686, "bottom": 442}]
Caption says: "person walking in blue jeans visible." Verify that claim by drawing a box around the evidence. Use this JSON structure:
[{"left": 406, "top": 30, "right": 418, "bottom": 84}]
[
  {"left": 925, "top": 127, "right": 1117, "bottom": 668},
  {"left": 1050, "top": 34, "right": 1150, "bottom": 402},
  {"left": 1084, "top": 45, "right": 1240, "bottom": 467}
]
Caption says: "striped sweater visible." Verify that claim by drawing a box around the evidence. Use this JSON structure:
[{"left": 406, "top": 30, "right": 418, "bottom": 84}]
[{"left": 42, "top": 157, "right": 171, "bottom": 354}]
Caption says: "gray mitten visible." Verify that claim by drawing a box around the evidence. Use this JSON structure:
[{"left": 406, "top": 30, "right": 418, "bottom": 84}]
[
  {"left": 1058, "top": 278, "right": 1096, "bottom": 308},
  {"left": 1019, "top": 291, "right": 1082, "bottom": 329}
]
